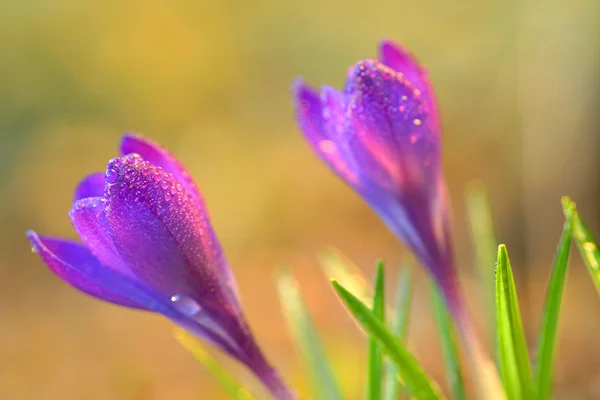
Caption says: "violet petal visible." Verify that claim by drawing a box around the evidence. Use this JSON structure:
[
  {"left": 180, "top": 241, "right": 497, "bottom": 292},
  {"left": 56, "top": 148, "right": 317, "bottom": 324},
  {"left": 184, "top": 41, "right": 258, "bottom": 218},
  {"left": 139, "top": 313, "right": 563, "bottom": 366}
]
[
  {"left": 103, "top": 154, "right": 242, "bottom": 319},
  {"left": 120, "top": 133, "right": 201, "bottom": 200},
  {"left": 73, "top": 172, "right": 105, "bottom": 202},
  {"left": 294, "top": 81, "right": 359, "bottom": 185},
  {"left": 27, "top": 231, "right": 144, "bottom": 309},
  {"left": 69, "top": 196, "right": 135, "bottom": 278},
  {"left": 379, "top": 40, "right": 440, "bottom": 125}
]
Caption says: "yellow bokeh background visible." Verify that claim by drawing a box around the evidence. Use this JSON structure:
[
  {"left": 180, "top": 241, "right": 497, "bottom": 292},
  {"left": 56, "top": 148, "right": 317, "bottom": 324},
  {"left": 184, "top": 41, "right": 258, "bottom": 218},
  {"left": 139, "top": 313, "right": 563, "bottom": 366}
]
[{"left": 1, "top": 0, "right": 600, "bottom": 399}]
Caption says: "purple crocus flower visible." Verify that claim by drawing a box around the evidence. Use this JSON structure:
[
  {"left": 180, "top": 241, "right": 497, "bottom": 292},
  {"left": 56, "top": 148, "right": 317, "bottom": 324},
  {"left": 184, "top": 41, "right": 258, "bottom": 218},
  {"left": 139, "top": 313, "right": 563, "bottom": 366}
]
[
  {"left": 27, "top": 134, "right": 294, "bottom": 400},
  {"left": 294, "top": 40, "right": 461, "bottom": 313}
]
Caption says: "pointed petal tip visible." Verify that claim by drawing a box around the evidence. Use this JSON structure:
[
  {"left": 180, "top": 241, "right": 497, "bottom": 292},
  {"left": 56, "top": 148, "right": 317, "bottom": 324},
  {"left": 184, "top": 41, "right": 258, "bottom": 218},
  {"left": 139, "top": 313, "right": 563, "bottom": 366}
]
[{"left": 292, "top": 78, "right": 319, "bottom": 103}]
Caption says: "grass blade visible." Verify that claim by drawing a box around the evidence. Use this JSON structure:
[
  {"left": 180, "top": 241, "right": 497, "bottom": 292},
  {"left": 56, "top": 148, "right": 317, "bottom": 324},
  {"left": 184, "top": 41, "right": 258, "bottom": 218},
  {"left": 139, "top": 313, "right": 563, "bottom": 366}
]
[
  {"left": 562, "top": 196, "right": 600, "bottom": 296},
  {"left": 533, "top": 204, "right": 573, "bottom": 400},
  {"left": 431, "top": 281, "right": 466, "bottom": 400},
  {"left": 277, "top": 270, "right": 343, "bottom": 400},
  {"left": 383, "top": 267, "right": 413, "bottom": 400},
  {"left": 495, "top": 245, "right": 533, "bottom": 400},
  {"left": 367, "top": 261, "right": 385, "bottom": 400},
  {"left": 332, "top": 279, "right": 445, "bottom": 399},
  {"left": 466, "top": 182, "right": 498, "bottom": 349},
  {"left": 173, "top": 328, "right": 257, "bottom": 400}
]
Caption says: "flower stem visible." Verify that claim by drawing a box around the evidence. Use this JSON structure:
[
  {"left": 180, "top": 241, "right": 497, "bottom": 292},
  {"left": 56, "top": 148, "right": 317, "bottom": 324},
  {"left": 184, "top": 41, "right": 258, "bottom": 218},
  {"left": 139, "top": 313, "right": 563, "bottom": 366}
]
[{"left": 248, "top": 350, "right": 296, "bottom": 400}]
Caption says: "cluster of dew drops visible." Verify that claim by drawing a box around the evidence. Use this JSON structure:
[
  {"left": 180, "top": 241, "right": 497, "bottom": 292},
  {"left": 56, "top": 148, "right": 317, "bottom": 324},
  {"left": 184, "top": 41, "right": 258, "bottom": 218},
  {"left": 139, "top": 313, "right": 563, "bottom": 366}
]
[
  {"left": 350, "top": 60, "right": 427, "bottom": 134},
  {"left": 104, "top": 153, "right": 192, "bottom": 219}
]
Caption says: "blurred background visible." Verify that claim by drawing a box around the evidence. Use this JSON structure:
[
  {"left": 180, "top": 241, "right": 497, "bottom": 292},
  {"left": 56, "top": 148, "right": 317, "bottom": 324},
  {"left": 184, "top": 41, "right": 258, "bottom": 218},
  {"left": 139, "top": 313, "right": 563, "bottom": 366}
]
[{"left": 1, "top": 0, "right": 599, "bottom": 398}]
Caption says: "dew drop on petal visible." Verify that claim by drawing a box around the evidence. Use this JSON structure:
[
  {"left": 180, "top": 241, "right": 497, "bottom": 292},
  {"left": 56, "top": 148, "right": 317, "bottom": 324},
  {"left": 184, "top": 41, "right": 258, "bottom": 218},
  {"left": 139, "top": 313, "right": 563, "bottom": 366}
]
[
  {"left": 106, "top": 168, "right": 119, "bottom": 184},
  {"left": 170, "top": 294, "right": 201, "bottom": 316}
]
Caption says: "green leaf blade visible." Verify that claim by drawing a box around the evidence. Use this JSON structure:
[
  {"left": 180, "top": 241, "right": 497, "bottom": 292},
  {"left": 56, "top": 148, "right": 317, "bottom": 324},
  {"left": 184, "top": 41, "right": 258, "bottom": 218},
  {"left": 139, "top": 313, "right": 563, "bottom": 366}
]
[
  {"left": 383, "top": 267, "right": 413, "bottom": 400},
  {"left": 277, "top": 271, "right": 343, "bottom": 400},
  {"left": 533, "top": 206, "right": 573, "bottom": 400},
  {"left": 332, "top": 280, "right": 444, "bottom": 400},
  {"left": 431, "top": 281, "right": 466, "bottom": 400},
  {"left": 367, "top": 261, "right": 386, "bottom": 400},
  {"left": 562, "top": 196, "right": 600, "bottom": 296},
  {"left": 496, "top": 245, "right": 533, "bottom": 400},
  {"left": 173, "top": 328, "right": 258, "bottom": 400}
]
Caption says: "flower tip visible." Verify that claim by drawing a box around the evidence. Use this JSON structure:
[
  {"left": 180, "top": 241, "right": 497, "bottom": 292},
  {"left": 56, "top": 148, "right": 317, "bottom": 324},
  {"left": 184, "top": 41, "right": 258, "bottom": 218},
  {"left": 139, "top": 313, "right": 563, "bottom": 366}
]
[
  {"left": 121, "top": 131, "right": 143, "bottom": 143},
  {"left": 26, "top": 230, "right": 44, "bottom": 255},
  {"left": 26, "top": 229, "right": 38, "bottom": 243},
  {"left": 292, "top": 78, "right": 315, "bottom": 100},
  {"left": 378, "top": 39, "right": 397, "bottom": 53}
]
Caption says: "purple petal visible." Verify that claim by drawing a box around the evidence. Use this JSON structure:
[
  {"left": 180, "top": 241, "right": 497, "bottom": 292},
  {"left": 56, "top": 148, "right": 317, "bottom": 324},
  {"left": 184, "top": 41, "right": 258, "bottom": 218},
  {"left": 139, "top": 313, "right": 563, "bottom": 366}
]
[
  {"left": 379, "top": 40, "right": 440, "bottom": 124},
  {"left": 120, "top": 133, "right": 201, "bottom": 200},
  {"left": 74, "top": 172, "right": 105, "bottom": 202},
  {"left": 379, "top": 41, "right": 425, "bottom": 92},
  {"left": 27, "top": 231, "right": 144, "bottom": 309},
  {"left": 27, "top": 231, "right": 245, "bottom": 359},
  {"left": 102, "top": 154, "right": 241, "bottom": 319},
  {"left": 293, "top": 80, "right": 326, "bottom": 148},
  {"left": 294, "top": 81, "right": 359, "bottom": 185},
  {"left": 69, "top": 196, "right": 135, "bottom": 278},
  {"left": 345, "top": 60, "right": 440, "bottom": 189}
]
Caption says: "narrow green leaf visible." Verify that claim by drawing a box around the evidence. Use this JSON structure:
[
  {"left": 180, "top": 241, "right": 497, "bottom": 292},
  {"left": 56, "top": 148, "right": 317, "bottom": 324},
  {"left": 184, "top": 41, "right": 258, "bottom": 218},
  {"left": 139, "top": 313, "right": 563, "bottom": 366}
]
[
  {"left": 466, "top": 182, "right": 498, "bottom": 349},
  {"left": 562, "top": 196, "right": 600, "bottom": 296},
  {"left": 533, "top": 205, "right": 572, "bottom": 400},
  {"left": 367, "top": 261, "right": 386, "bottom": 400},
  {"left": 277, "top": 271, "right": 343, "bottom": 400},
  {"left": 495, "top": 245, "right": 533, "bottom": 400},
  {"left": 431, "top": 281, "right": 467, "bottom": 400},
  {"left": 173, "top": 328, "right": 257, "bottom": 400},
  {"left": 383, "top": 267, "right": 413, "bottom": 400},
  {"left": 332, "top": 280, "right": 444, "bottom": 400}
]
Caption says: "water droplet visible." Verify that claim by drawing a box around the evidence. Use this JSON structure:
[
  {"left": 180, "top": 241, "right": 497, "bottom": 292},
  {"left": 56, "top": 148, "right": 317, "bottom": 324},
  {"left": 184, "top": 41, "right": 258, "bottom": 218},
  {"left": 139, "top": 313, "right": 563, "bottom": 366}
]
[
  {"left": 170, "top": 186, "right": 177, "bottom": 195},
  {"left": 153, "top": 173, "right": 161, "bottom": 182},
  {"left": 161, "top": 181, "right": 169, "bottom": 190},
  {"left": 170, "top": 294, "right": 201, "bottom": 316},
  {"left": 165, "top": 193, "right": 171, "bottom": 202},
  {"left": 413, "top": 119, "right": 422, "bottom": 126},
  {"left": 106, "top": 168, "right": 119, "bottom": 184},
  {"left": 141, "top": 167, "right": 150, "bottom": 176}
]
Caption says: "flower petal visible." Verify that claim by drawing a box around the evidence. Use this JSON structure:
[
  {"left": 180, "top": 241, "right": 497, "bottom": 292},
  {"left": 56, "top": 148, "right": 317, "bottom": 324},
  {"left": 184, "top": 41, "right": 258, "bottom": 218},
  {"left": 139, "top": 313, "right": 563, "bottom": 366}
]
[
  {"left": 379, "top": 40, "right": 440, "bottom": 124},
  {"left": 293, "top": 80, "right": 326, "bottom": 147},
  {"left": 345, "top": 60, "right": 440, "bottom": 189},
  {"left": 120, "top": 133, "right": 201, "bottom": 200},
  {"left": 74, "top": 172, "right": 105, "bottom": 202},
  {"left": 294, "top": 81, "right": 360, "bottom": 185},
  {"left": 69, "top": 196, "right": 135, "bottom": 278},
  {"left": 27, "top": 231, "right": 245, "bottom": 358},
  {"left": 102, "top": 154, "right": 242, "bottom": 319},
  {"left": 27, "top": 231, "right": 144, "bottom": 309}
]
